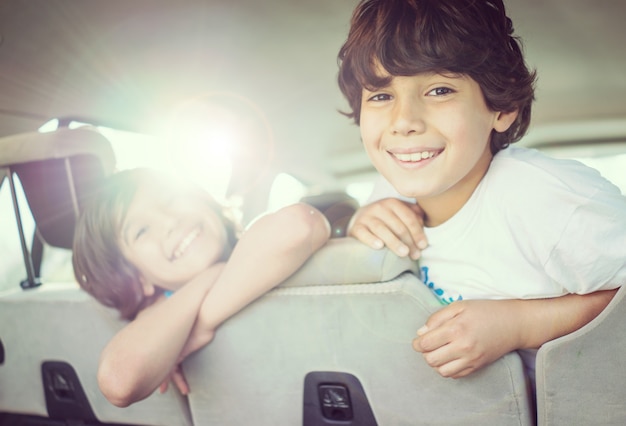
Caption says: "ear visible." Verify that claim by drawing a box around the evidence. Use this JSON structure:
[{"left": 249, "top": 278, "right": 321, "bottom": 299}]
[
  {"left": 139, "top": 276, "right": 156, "bottom": 297},
  {"left": 493, "top": 109, "right": 519, "bottom": 133}
]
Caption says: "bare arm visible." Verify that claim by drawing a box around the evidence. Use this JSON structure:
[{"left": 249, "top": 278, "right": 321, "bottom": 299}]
[
  {"left": 413, "top": 290, "right": 617, "bottom": 378},
  {"left": 181, "top": 203, "right": 330, "bottom": 357},
  {"left": 98, "top": 203, "right": 330, "bottom": 407},
  {"left": 97, "top": 264, "right": 224, "bottom": 407}
]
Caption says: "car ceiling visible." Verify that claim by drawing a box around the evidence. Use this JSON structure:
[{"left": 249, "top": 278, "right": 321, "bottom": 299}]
[{"left": 0, "top": 0, "right": 625, "bottom": 187}]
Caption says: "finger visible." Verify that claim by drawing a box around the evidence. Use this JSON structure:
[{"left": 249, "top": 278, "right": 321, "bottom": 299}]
[
  {"left": 349, "top": 209, "right": 404, "bottom": 251},
  {"left": 348, "top": 224, "right": 385, "bottom": 250},
  {"left": 172, "top": 370, "right": 190, "bottom": 395},
  {"left": 364, "top": 218, "right": 413, "bottom": 257},
  {"left": 423, "top": 302, "right": 464, "bottom": 331},
  {"left": 348, "top": 199, "right": 424, "bottom": 257},
  {"left": 369, "top": 202, "right": 424, "bottom": 259},
  {"left": 412, "top": 336, "right": 424, "bottom": 353},
  {"left": 434, "top": 359, "right": 475, "bottom": 379},
  {"left": 159, "top": 380, "right": 169, "bottom": 394},
  {"left": 414, "top": 341, "right": 472, "bottom": 379},
  {"left": 419, "top": 339, "right": 458, "bottom": 367},
  {"left": 376, "top": 200, "right": 427, "bottom": 259},
  {"left": 413, "top": 310, "right": 459, "bottom": 353},
  {"left": 402, "top": 203, "right": 429, "bottom": 258},
  {"left": 412, "top": 331, "right": 451, "bottom": 355}
]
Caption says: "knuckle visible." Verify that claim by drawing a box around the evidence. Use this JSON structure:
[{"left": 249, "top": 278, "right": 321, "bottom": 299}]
[{"left": 437, "top": 366, "right": 453, "bottom": 378}]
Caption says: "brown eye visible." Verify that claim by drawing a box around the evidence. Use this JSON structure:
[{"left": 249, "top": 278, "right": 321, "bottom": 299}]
[
  {"left": 428, "top": 87, "right": 454, "bottom": 96},
  {"left": 367, "top": 93, "right": 392, "bottom": 102}
]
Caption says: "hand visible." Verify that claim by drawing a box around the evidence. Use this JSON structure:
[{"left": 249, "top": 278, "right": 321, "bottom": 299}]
[
  {"left": 158, "top": 364, "right": 189, "bottom": 395},
  {"left": 348, "top": 198, "right": 427, "bottom": 259},
  {"left": 412, "top": 300, "right": 522, "bottom": 378}
]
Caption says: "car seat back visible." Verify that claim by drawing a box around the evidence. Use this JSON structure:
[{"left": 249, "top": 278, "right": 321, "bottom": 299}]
[
  {"left": 0, "top": 284, "right": 193, "bottom": 425},
  {"left": 183, "top": 238, "right": 534, "bottom": 425},
  {"left": 536, "top": 283, "right": 626, "bottom": 425}
]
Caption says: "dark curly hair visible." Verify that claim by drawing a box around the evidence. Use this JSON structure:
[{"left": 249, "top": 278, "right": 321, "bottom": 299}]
[
  {"left": 338, "top": 0, "right": 537, "bottom": 153},
  {"left": 72, "top": 168, "right": 238, "bottom": 320}
]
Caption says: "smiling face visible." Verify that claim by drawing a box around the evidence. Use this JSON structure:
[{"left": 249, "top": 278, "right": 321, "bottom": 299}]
[
  {"left": 118, "top": 176, "right": 228, "bottom": 295},
  {"left": 360, "top": 72, "right": 517, "bottom": 226}
]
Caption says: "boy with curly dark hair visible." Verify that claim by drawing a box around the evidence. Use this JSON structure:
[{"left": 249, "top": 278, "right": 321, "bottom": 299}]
[{"left": 338, "top": 0, "right": 625, "bottom": 382}]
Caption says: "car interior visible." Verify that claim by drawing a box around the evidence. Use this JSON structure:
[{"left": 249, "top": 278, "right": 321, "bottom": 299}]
[{"left": 0, "top": 1, "right": 625, "bottom": 425}]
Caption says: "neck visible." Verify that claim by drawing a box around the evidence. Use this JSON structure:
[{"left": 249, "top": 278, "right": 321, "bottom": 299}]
[{"left": 419, "top": 150, "right": 493, "bottom": 227}]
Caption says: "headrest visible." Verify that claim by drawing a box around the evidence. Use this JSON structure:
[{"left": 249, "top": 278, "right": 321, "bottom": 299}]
[
  {"left": 0, "top": 127, "right": 116, "bottom": 248},
  {"left": 280, "top": 237, "right": 419, "bottom": 288},
  {"left": 0, "top": 127, "right": 115, "bottom": 171}
]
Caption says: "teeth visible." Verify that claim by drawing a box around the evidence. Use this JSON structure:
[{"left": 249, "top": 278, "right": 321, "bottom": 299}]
[
  {"left": 172, "top": 228, "right": 200, "bottom": 260},
  {"left": 394, "top": 151, "right": 437, "bottom": 162}
]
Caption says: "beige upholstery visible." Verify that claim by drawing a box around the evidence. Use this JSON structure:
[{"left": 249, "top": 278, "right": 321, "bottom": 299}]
[
  {"left": 536, "top": 284, "right": 626, "bottom": 425},
  {"left": 0, "top": 284, "right": 193, "bottom": 425},
  {"left": 184, "top": 238, "right": 533, "bottom": 425}
]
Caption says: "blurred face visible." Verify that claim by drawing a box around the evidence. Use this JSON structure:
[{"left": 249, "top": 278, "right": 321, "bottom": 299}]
[
  {"left": 119, "top": 177, "right": 227, "bottom": 294},
  {"left": 360, "top": 71, "right": 516, "bottom": 226}
]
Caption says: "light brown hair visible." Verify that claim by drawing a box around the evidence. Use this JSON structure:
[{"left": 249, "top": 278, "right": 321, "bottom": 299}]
[{"left": 72, "top": 168, "right": 238, "bottom": 320}]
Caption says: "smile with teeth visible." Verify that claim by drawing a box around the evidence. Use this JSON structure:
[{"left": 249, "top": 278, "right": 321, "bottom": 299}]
[
  {"left": 392, "top": 150, "right": 439, "bottom": 162},
  {"left": 171, "top": 228, "right": 200, "bottom": 261}
]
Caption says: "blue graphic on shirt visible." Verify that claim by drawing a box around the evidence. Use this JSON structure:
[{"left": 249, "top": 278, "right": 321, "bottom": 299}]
[{"left": 421, "top": 266, "right": 463, "bottom": 305}]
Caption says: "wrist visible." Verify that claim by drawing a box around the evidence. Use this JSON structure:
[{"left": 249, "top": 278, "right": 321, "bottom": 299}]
[{"left": 504, "top": 299, "right": 537, "bottom": 351}]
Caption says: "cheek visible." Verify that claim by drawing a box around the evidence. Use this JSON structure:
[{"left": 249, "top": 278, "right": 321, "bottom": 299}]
[
  {"left": 441, "top": 108, "right": 492, "bottom": 150},
  {"left": 359, "top": 117, "right": 381, "bottom": 149}
]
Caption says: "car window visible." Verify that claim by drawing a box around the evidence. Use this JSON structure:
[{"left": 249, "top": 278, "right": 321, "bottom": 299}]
[
  {"left": 0, "top": 176, "right": 35, "bottom": 292},
  {"left": 0, "top": 175, "right": 83, "bottom": 292},
  {"left": 0, "top": 122, "right": 312, "bottom": 292},
  {"left": 537, "top": 146, "right": 626, "bottom": 195}
]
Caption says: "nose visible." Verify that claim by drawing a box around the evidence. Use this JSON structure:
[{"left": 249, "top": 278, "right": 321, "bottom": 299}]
[
  {"left": 390, "top": 97, "right": 426, "bottom": 136},
  {"left": 152, "top": 207, "right": 179, "bottom": 239},
  {"left": 163, "top": 212, "right": 180, "bottom": 238}
]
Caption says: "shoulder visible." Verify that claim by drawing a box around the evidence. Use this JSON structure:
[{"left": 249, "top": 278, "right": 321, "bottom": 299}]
[
  {"left": 485, "top": 146, "right": 620, "bottom": 204},
  {"left": 491, "top": 146, "right": 603, "bottom": 185},
  {"left": 480, "top": 146, "right": 626, "bottom": 253}
]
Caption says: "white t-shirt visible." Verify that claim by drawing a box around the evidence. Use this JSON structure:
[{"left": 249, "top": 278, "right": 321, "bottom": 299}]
[{"left": 370, "top": 146, "right": 626, "bottom": 304}]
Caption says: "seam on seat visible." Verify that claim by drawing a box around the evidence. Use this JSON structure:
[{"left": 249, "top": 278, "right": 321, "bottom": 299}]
[{"left": 269, "top": 272, "right": 414, "bottom": 296}]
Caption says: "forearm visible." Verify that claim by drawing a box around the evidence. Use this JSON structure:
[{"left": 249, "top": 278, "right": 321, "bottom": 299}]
[
  {"left": 414, "top": 289, "right": 618, "bottom": 378},
  {"left": 97, "top": 264, "right": 223, "bottom": 407},
  {"left": 516, "top": 289, "right": 617, "bottom": 349},
  {"left": 195, "top": 203, "right": 330, "bottom": 335}
]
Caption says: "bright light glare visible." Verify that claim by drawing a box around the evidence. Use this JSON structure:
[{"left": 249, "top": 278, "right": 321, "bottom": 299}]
[
  {"left": 267, "top": 173, "right": 306, "bottom": 212},
  {"left": 164, "top": 98, "right": 256, "bottom": 203},
  {"left": 97, "top": 127, "right": 171, "bottom": 172},
  {"left": 38, "top": 119, "right": 59, "bottom": 133},
  {"left": 177, "top": 132, "right": 233, "bottom": 203},
  {"left": 346, "top": 182, "right": 374, "bottom": 206},
  {"left": 68, "top": 121, "right": 90, "bottom": 129}
]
